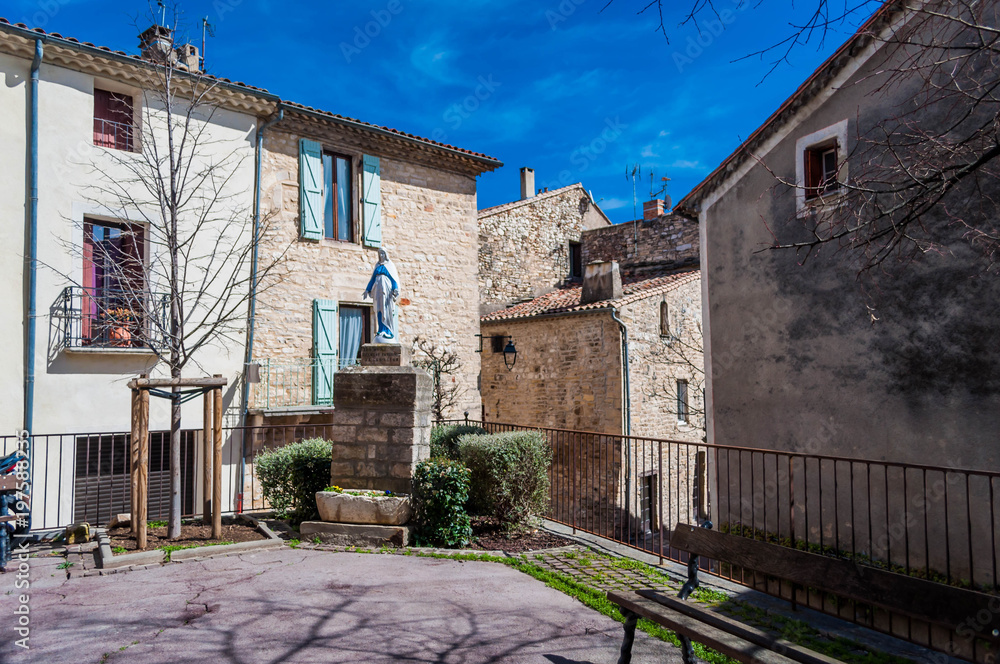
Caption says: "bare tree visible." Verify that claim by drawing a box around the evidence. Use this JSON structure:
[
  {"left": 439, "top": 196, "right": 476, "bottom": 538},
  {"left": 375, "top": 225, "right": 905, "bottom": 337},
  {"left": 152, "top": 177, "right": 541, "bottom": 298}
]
[
  {"left": 411, "top": 337, "right": 465, "bottom": 421},
  {"left": 56, "top": 8, "right": 285, "bottom": 539},
  {"left": 617, "top": 0, "right": 1000, "bottom": 274}
]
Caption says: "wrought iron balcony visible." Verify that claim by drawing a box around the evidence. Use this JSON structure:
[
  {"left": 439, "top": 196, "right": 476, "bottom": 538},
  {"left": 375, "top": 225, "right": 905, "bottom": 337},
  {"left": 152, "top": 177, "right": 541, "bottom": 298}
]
[
  {"left": 55, "top": 286, "right": 169, "bottom": 352},
  {"left": 93, "top": 118, "right": 134, "bottom": 152},
  {"left": 247, "top": 358, "right": 340, "bottom": 410}
]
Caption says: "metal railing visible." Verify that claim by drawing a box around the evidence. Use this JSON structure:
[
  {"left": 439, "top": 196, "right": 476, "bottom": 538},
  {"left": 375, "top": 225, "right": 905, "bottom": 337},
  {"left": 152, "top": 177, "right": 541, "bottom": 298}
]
[
  {"left": 93, "top": 117, "right": 134, "bottom": 151},
  {"left": 12, "top": 417, "right": 998, "bottom": 660},
  {"left": 448, "top": 419, "right": 999, "bottom": 661},
  {"left": 247, "top": 358, "right": 339, "bottom": 410},
  {"left": 55, "top": 286, "right": 169, "bottom": 351}
]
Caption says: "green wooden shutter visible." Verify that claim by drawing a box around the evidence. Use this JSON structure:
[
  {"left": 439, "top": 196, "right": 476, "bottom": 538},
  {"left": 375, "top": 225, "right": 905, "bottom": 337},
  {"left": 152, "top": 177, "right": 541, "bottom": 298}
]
[
  {"left": 299, "top": 139, "right": 323, "bottom": 241},
  {"left": 312, "top": 299, "right": 337, "bottom": 406},
  {"left": 362, "top": 154, "right": 382, "bottom": 248}
]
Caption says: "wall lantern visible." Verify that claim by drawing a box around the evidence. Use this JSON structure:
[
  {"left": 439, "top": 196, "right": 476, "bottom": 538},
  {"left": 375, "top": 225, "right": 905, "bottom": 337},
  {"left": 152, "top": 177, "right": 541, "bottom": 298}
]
[
  {"left": 502, "top": 340, "right": 518, "bottom": 371},
  {"left": 475, "top": 334, "right": 518, "bottom": 371}
]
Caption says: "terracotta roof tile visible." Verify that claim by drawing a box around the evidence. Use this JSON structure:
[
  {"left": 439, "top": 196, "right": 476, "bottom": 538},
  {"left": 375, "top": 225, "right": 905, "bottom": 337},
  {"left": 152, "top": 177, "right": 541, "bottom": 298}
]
[{"left": 482, "top": 269, "right": 700, "bottom": 322}]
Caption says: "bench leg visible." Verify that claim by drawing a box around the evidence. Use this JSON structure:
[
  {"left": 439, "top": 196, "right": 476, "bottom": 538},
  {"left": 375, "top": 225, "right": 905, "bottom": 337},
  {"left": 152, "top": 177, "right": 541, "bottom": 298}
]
[
  {"left": 679, "top": 635, "right": 695, "bottom": 664},
  {"left": 617, "top": 609, "right": 639, "bottom": 664}
]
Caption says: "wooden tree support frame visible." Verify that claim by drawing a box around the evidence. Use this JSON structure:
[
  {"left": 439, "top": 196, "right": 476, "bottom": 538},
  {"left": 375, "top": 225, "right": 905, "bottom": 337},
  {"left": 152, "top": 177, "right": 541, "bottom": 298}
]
[{"left": 128, "top": 373, "right": 228, "bottom": 549}]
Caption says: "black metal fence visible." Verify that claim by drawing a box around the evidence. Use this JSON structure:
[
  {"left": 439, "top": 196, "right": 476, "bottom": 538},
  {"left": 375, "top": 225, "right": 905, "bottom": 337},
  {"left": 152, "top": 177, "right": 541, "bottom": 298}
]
[
  {"left": 450, "top": 419, "right": 999, "bottom": 661},
  {"left": 11, "top": 420, "right": 998, "bottom": 660},
  {"left": 54, "top": 286, "right": 169, "bottom": 351}
]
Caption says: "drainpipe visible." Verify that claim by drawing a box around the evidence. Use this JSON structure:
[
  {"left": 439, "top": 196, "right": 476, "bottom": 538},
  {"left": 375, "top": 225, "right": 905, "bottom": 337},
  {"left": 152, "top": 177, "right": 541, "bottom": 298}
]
[
  {"left": 25, "top": 38, "right": 43, "bottom": 437},
  {"left": 238, "top": 106, "right": 284, "bottom": 509},
  {"left": 611, "top": 307, "right": 632, "bottom": 526}
]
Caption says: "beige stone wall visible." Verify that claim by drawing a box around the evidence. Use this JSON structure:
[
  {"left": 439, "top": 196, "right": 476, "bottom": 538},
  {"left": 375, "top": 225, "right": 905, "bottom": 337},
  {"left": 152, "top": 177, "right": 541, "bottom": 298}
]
[
  {"left": 480, "top": 312, "right": 623, "bottom": 434},
  {"left": 255, "top": 124, "right": 483, "bottom": 418},
  {"left": 479, "top": 185, "right": 609, "bottom": 311},
  {"left": 620, "top": 276, "right": 705, "bottom": 443}
]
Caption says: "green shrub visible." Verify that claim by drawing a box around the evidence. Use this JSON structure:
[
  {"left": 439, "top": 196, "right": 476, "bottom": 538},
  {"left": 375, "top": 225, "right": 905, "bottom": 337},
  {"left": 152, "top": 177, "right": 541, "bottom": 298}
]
[
  {"left": 254, "top": 438, "right": 332, "bottom": 525},
  {"left": 412, "top": 458, "right": 473, "bottom": 548},
  {"left": 458, "top": 431, "right": 552, "bottom": 531},
  {"left": 429, "top": 424, "right": 486, "bottom": 460}
]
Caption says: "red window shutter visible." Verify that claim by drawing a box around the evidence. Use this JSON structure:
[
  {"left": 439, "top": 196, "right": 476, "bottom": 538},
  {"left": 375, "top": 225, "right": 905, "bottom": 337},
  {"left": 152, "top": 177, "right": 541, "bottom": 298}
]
[
  {"left": 804, "top": 149, "right": 823, "bottom": 200},
  {"left": 94, "top": 89, "right": 134, "bottom": 150}
]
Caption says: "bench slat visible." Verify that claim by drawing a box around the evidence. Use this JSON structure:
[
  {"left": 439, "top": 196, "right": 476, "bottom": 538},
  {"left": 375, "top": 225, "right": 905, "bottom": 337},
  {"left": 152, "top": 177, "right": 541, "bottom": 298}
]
[
  {"left": 608, "top": 590, "right": 801, "bottom": 664},
  {"left": 671, "top": 523, "right": 999, "bottom": 635},
  {"left": 636, "top": 589, "right": 842, "bottom": 664}
]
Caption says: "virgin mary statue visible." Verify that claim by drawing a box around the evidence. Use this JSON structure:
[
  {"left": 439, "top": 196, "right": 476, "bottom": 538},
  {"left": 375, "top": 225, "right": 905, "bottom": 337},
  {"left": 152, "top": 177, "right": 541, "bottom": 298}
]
[{"left": 363, "top": 248, "right": 401, "bottom": 343}]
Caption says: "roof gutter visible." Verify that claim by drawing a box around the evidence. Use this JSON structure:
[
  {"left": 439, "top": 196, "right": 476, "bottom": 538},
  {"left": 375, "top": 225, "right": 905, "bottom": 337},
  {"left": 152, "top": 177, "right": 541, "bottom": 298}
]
[{"left": 282, "top": 103, "right": 503, "bottom": 171}]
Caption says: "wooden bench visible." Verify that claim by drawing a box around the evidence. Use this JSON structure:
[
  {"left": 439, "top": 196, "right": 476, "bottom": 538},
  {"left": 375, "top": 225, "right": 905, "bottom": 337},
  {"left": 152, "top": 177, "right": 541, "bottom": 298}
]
[{"left": 608, "top": 522, "right": 1000, "bottom": 663}]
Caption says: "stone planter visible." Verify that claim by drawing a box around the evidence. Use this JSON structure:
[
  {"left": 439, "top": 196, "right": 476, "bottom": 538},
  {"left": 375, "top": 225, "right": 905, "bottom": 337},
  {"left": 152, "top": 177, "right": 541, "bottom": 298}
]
[{"left": 315, "top": 490, "right": 411, "bottom": 526}]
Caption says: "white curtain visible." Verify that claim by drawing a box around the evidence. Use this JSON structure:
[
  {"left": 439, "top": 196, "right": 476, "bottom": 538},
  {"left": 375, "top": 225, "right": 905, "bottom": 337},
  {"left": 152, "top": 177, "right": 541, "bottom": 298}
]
[{"left": 339, "top": 307, "right": 364, "bottom": 369}]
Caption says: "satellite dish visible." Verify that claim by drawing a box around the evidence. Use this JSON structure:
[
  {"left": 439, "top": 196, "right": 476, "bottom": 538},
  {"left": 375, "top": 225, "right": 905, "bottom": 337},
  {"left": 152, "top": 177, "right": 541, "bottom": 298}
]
[{"left": 663, "top": 194, "right": 672, "bottom": 211}]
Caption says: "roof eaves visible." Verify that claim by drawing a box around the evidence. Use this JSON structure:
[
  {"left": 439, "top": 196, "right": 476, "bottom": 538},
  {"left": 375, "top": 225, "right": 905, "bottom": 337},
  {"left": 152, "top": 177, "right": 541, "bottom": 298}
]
[
  {"left": 281, "top": 102, "right": 502, "bottom": 170},
  {"left": 0, "top": 19, "right": 281, "bottom": 103},
  {"left": 478, "top": 182, "right": 587, "bottom": 217},
  {"left": 675, "top": 1, "right": 904, "bottom": 215}
]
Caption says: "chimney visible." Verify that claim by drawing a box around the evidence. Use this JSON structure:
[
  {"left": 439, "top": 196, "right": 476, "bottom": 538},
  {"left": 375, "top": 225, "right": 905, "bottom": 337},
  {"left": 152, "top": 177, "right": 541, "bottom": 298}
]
[
  {"left": 138, "top": 25, "right": 201, "bottom": 72},
  {"left": 581, "top": 261, "right": 623, "bottom": 305},
  {"left": 175, "top": 43, "right": 201, "bottom": 72},
  {"left": 520, "top": 167, "right": 535, "bottom": 201},
  {"left": 138, "top": 24, "right": 174, "bottom": 63},
  {"left": 643, "top": 199, "right": 664, "bottom": 221}
]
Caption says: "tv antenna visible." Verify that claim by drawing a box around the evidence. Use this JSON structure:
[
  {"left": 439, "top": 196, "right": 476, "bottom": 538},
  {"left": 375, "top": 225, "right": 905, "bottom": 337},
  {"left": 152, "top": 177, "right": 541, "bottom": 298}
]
[{"left": 201, "top": 17, "right": 215, "bottom": 70}]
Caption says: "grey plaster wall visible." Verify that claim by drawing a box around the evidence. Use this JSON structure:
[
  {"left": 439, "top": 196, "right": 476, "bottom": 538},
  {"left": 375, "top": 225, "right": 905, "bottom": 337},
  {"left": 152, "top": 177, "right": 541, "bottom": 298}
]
[{"left": 701, "top": 35, "right": 1000, "bottom": 472}]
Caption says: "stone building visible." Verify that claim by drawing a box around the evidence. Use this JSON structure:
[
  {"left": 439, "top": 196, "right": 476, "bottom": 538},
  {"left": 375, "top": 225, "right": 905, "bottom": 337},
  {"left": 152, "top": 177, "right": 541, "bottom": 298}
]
[
  {"left": 675, "top": 4, "right": 999, "bottom": 654},
  {"left": 249, "top": 104, "right": 501, "bottom": 424},
  {"left": 478, "top": 167, "right": 610, "bottom": 315},
  {"left": 480, "top": 202, "right": 704, "bottom": 542}
]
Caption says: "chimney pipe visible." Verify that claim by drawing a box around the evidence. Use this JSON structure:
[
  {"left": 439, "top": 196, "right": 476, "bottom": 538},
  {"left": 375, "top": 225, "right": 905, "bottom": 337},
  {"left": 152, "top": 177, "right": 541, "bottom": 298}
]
[{"left": 520, "top": 167, "right": 535, "bottom": 201}]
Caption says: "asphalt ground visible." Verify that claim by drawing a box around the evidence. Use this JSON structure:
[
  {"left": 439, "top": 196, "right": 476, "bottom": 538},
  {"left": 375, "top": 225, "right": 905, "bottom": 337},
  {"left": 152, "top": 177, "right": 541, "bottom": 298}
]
[{"left": 0, "top": 545, "right": 678, "bottom": 664}]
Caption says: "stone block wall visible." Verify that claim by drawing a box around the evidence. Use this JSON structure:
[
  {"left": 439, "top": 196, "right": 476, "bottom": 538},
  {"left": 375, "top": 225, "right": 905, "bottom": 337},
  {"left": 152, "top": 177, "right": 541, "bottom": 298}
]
[
  {"left": 255, "top": 124, "right": 483, "bottom": 417},
  {"left": 582, "top": 213, "right": 699, "bottom": 276},
  {"left": 479, "top": 184, "right": 609, "bottom": 312},
  {"left": 480, "top": 312, "right": 623, "bottom": 434},
  {"left": 620, "top": 275, "right": 705, "bottom": 443},
  {"left": 327, "top": 366, "right": 432, "bottom": 495}
]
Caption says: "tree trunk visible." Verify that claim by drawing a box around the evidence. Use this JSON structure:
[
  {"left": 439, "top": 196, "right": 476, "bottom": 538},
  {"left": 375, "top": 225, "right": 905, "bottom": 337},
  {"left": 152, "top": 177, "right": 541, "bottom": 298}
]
[{"left": 168, "top": 370, "right": 182, "bottom": 539}]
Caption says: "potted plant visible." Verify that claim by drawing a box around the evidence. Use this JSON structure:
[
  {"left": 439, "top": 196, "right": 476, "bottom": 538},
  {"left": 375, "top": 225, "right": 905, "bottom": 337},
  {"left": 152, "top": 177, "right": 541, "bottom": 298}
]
[{"left": 105, "top": 307, "right": 135, "bottom": 347}]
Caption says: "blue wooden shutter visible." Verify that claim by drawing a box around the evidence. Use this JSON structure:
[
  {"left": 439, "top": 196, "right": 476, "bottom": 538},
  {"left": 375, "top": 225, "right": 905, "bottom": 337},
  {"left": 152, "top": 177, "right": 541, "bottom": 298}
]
[
  {"left": 362, "top": 154, "right": 382, "bottom": 247},
  {"left": 299, "top": 139, "right": 323, "bottom": 241},
  {"left": 312, "top": 299, "right": 337, "bottom": 406}
]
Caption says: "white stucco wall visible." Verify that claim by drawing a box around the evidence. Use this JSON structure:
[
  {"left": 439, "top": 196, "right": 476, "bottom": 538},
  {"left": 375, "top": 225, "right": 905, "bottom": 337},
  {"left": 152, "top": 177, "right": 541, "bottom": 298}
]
[{"left": 1, "top": 51, "right": 257, "bottom": 438}]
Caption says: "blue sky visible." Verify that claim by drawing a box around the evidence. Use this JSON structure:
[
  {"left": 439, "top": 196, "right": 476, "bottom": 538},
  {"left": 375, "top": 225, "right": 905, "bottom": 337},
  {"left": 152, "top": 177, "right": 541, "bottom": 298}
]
[{"left": 7, "top": 0, "right": 876, "bottom": 222}]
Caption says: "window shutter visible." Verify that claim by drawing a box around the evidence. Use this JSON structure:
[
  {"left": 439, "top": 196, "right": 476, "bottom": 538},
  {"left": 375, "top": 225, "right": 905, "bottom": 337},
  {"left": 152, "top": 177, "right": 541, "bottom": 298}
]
[
  {"left": 299, "top": 139, "right": 324, "bottom": 241},
  {"left": 362, "top": 154, "right": 382, "bottom": 248},
  {"left": 312, "top": 299, "right": 338, "bottom": 406}
]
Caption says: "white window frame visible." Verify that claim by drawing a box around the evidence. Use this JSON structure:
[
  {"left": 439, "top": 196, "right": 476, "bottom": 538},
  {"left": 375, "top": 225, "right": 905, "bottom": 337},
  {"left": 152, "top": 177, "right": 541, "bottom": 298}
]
[{"left": 795, "top": 119, "right": 848, "bottom": 216}]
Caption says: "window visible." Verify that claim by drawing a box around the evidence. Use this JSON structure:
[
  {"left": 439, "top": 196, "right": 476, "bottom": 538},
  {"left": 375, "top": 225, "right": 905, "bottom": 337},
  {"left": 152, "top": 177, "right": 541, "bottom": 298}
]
[
  {"left": 323, "top": 152, "right": 353, "bottom": 241},
  {"left": 93, "top": 88, "right": 134, "bottom": 151},
  {"left": 660, "top": 301, "right": 670, "bottom": 337},
  {"left": 677, "top": 379, "right": 689, "bottom": 423},
  {"left": 804, "top": 143, "right": 840, "bottom": 200},
  {"left": 82, "top": 220, "right": 145, "bottom": 347},
  {"left": 338, "top": 305, "right": 372, "bottom": 369},
  {"left": 568, "top": 241, "right": 582, "bottom": 279},
  {"left": 795, "top": 119, "right": 848, "bottom": 212}
]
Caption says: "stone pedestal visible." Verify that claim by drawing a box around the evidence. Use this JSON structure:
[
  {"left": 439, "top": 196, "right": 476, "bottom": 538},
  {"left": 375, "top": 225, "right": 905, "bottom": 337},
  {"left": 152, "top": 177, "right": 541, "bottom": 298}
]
[
  {"left": 328, "top": 354, "right": 432, "bottom": 496},
  {"left": 359, "top": 343, "right": 410, "bottom": 367}
]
